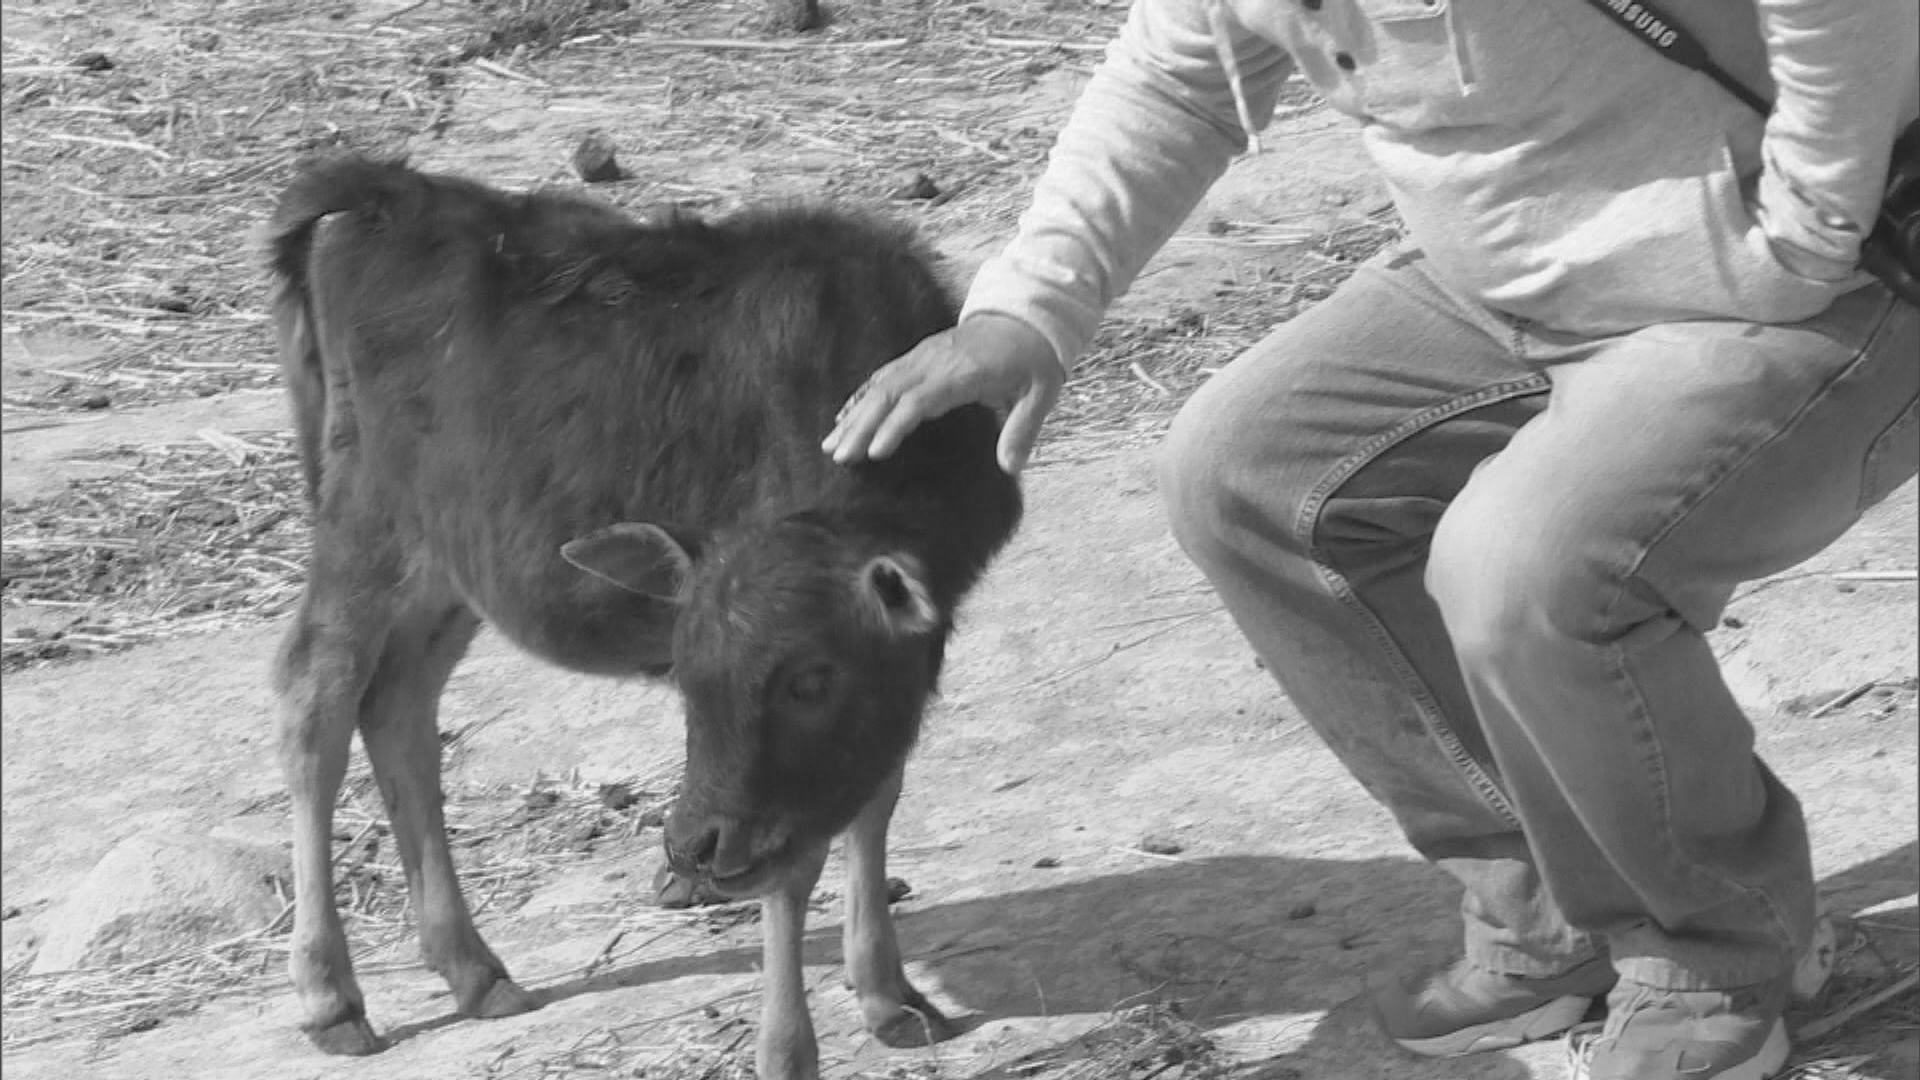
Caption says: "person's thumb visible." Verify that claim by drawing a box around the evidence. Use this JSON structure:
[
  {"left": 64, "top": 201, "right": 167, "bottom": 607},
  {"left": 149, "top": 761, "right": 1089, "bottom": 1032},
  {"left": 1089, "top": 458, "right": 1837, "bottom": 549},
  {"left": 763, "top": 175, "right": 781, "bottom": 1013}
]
[{"left": 997, "top": 376, "right": 1059, "bottom": 475}]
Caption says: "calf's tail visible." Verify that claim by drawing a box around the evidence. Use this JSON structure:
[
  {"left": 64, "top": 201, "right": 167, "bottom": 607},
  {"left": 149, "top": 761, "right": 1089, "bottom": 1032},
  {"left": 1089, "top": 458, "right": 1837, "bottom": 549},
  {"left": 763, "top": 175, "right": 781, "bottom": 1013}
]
[{"left": 265, "top": 155, "right": 428, "bottom": 505}]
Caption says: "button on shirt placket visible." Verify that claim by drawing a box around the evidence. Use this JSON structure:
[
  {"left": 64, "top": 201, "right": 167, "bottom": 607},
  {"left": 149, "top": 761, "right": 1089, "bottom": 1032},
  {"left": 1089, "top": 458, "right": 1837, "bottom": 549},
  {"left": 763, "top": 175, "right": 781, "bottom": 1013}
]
[{"left": 1295, "top": 0, "right": 1362, "bottom": 97}]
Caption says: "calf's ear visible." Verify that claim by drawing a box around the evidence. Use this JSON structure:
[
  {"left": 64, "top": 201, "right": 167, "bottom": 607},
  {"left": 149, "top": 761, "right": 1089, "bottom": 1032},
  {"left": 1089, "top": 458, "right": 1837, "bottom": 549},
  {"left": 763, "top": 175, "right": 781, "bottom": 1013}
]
[
  {"left": 561, "top": 522, "right": 701, "bottom": 601},
  {"left": 858, "top": 554, "right": 941, "bottom": 636}
]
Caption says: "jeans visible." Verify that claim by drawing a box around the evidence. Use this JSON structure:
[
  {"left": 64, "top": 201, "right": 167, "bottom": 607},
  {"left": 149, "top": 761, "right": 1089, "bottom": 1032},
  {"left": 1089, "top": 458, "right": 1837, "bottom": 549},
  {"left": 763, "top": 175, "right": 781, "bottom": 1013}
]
[{"left": 1159, "top": 245, "right": 1919, "bottom": 990}]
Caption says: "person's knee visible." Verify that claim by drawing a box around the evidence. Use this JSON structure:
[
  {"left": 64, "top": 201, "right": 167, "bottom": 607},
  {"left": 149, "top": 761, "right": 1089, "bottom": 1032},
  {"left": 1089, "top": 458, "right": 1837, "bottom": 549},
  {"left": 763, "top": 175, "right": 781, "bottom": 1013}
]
[
  {"left": 1426, "top": 481, "right": 1615, "bottom": 668},
  {"left": 1159, "top": 369, "right": 1300, "bottom": 559},
  {"left": 1159, "top": 373, "right": 1231, "bottom": 538}
]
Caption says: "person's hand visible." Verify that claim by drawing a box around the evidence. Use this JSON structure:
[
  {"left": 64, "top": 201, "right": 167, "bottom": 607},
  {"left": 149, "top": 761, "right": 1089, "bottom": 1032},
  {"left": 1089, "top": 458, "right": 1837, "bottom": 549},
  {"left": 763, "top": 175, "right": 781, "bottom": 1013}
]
[{"left": 823, "top": 313, "right": 1064, "bottom": 475}]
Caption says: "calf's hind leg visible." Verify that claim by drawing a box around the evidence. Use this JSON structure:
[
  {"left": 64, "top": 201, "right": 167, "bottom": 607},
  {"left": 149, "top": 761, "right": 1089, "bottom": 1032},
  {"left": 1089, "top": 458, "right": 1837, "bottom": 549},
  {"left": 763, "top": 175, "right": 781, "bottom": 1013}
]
[
  {"left": 357, "top": 596, "right": 539, "bottom": 1022},
  {"left": 276, "top": 579, "right": 391, "bottom": 1055},
  {"left": 843, "top": 767, "right": 955, "bottom": 1046}
]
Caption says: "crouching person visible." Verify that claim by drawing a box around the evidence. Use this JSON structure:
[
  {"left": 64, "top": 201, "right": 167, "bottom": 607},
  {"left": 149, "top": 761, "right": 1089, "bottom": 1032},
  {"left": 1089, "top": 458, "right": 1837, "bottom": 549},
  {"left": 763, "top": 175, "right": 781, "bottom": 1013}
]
[{"left": 823, "top": 1, "right": 1919, "bottom": 1077}]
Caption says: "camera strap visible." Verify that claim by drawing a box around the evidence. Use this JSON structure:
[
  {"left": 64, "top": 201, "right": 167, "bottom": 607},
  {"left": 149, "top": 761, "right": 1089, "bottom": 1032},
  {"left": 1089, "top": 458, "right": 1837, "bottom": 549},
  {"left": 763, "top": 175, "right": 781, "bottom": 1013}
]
[
  {"left": 1578, "top": 0, "right": 1771, "bottom": 115},
  {"left": 1580, "top": 0, "right": 1920, "bottom": 307}
]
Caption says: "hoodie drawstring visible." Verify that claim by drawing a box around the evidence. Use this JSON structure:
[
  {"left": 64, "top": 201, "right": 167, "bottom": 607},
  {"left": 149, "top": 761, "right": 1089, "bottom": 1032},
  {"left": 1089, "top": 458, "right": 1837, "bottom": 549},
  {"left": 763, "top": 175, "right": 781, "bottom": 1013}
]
[{"left": 1208, "top": 0, "right": 1263, "bottom": 154}]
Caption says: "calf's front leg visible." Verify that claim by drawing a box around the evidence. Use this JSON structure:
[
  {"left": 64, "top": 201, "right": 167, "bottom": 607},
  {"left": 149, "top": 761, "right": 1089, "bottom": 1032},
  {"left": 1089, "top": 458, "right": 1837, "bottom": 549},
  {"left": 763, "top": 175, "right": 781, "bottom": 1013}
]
[
  {"left": 758, "top": 843, "right": 830, "bottom": 1080},
  {"left": 843, "top": 768, "right": 955, "bottom": 1047}
]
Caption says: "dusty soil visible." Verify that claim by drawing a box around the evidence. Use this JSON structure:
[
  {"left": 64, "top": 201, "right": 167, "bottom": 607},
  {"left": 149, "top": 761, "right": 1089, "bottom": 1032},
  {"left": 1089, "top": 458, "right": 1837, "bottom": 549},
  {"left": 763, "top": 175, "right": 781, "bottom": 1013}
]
[{"left": 2, "top": 2, "right": 1915, "bottom": 1078}]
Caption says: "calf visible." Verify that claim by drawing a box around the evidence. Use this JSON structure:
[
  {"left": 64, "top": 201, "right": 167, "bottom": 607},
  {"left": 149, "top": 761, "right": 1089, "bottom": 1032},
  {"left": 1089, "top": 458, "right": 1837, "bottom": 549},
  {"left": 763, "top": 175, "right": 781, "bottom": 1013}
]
[{"left": 266, "top": 155, "right": 1020, "bottom": 1079}]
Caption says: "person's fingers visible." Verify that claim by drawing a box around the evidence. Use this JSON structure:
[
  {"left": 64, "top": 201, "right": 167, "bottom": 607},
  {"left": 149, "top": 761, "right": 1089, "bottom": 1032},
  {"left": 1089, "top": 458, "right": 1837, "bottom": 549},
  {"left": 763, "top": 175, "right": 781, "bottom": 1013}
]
[
  {"left": 827, "top": 400, "right": 892, "bottom": 463},
  {"left": 829, "top": 356, "right": 958, "bottom": 463},
  {"left": 825, "top": 375, "right": 903, "bottom": 463},
  {"left": 821, "top": 394, "right": 861, "bottom": 454},
  {"left": 829, "top": 334, "right": 982, "bottom": 462},
  {"left": 865, "top": 387, "right": 938, "bottom": 461},
  {"left": 823, "top": 315, "right": 1056, "bottom": 465},
  {"left": 996, "top": 374, "right": 1059, "bottom": 475}
]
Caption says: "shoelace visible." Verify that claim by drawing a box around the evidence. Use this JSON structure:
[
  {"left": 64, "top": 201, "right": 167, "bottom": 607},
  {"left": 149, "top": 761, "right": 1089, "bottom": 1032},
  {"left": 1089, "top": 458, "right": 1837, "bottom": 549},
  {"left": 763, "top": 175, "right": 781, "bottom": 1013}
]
[
  {"left": 1563, "top": 1020, "right": 1608, "bottom": 1078},
  {"left": 1207, "top": 0, "right": 1263, "bottom": 155},
  {"left": 1567, "top": 978, "right": 1750, "bottom": 1079},
  {"left": 1563, "top": 978, "right": 1655, "bottom": 1078}
]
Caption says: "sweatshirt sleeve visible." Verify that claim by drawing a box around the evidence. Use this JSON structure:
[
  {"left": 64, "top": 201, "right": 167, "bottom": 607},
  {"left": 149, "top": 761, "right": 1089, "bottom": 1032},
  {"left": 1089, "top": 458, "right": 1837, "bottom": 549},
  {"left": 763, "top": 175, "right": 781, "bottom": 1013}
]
[
  {"left": 1753, "top": 0, "right": 1920, "bottom": 279},
  {"left": 959, "top": 0, "right": 1294, "bottom": 370}
]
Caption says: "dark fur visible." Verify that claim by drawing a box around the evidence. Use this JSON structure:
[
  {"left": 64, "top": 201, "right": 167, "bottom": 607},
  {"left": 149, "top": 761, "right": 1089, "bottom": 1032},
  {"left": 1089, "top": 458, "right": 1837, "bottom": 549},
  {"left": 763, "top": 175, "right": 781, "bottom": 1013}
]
[{"left": 272, "top": 156, "right": 1018, "bottom": 671}]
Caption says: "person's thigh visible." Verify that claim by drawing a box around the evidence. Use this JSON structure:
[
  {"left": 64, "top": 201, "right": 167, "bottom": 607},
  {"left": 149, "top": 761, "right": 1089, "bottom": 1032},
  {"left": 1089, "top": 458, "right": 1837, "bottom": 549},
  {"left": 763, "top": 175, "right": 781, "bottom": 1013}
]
[
  {"left": 1163, "top": 244, "right": 1548, "bottom": 848},
  {"left": 1164, "top": 245, "right": 1544, "bottom": 557},
  {"left": 1441, "top": 285, "right": 1916, "bottom": 642}
]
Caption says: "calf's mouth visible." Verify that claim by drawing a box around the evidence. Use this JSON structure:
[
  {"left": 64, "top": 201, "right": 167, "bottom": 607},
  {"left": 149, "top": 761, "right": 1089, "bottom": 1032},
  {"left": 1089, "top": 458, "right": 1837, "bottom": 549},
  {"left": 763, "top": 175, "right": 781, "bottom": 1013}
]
[
  {"left": 703, "top": 856, "right": 787, "bottom": 898},
  {"left": 664, "top": 810, "right": 825, "bottom": 898}
]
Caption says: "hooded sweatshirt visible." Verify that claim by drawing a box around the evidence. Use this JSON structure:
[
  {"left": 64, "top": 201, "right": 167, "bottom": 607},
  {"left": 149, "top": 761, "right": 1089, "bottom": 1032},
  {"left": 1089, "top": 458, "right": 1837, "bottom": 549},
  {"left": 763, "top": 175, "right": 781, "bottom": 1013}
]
[{"left": 960, "top": 0, "right": 1920, "bottom": 368}]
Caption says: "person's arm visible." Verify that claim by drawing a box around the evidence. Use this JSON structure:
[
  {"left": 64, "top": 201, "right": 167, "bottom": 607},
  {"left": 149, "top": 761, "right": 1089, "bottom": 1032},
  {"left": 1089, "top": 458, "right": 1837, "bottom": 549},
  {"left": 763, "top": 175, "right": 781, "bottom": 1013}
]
[
  {"left": 961, "top": 0, "right": 1294, "bottom": 370},
  {"left": 1751, "top": 0, "right": 1918, "bottom": 280},
  {"left": 824, "top": 0, "right": 1293, "bottom": 473}
]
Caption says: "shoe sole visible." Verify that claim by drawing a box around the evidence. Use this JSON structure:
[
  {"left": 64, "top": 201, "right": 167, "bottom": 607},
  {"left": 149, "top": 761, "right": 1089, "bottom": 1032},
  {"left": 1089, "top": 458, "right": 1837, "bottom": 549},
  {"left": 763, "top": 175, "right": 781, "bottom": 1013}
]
[
  {"left": 1391, "top": 992, "right": 1594, "bottom": 1057},
  {"left": 1565, "top": 1017, "right": 1790, "bottom": 1080}
]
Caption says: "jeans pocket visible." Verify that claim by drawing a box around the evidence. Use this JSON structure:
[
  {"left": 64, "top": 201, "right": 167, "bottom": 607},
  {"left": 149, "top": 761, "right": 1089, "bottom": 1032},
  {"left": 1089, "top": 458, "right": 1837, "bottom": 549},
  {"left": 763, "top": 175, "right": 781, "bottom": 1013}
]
[{"left": 1861, "top": 397, "right": 1919, "bottom": 512}]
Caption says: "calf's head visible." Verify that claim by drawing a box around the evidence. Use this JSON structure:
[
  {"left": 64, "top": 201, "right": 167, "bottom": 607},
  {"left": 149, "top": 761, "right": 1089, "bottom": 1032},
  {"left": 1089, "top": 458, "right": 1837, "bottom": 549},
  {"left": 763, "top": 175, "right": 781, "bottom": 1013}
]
[{"left": 561, "top": 516, "right": 945, "bottom": 897}]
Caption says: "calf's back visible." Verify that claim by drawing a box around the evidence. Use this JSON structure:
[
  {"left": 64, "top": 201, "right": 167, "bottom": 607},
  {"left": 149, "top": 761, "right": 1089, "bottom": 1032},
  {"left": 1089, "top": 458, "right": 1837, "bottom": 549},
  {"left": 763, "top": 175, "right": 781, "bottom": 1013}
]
[{"left": 269, "top": 156, "right": 1019, "bottom": 674}]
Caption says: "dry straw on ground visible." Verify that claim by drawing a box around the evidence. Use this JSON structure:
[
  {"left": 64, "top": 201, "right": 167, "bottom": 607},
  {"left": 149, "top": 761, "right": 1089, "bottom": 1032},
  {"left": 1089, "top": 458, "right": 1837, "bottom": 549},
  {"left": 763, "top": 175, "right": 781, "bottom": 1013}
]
[
  {"left": 1045, "top": 210, "right": 1399, "bottom": 454},
  {"left": 1783, "top": 915, "right": 1920, "bottom": 1080},
  {"left": 991, "top": 1001, "right": 1223, "bottom": 1080},
  {"left": 3, "top": 0, "right": 1250, "bottom": 667},
  {"left": 1, "top": 429, "right": 305, "bottom": 667},
  {"left": 468, "top": 997, "right": 1223, "bottom": 1080},
  {"left": 0, "top": 748, "right": 688, "bottom": 1055}
]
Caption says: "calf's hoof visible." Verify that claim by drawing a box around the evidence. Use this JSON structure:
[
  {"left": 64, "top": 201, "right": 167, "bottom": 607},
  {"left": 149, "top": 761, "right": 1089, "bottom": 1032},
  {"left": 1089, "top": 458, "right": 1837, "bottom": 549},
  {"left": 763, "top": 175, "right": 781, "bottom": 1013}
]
[
  {"left": 469, "top": 976, "right": 541, "bottom": 1019},
  {"left": 869, "top": 991, "right": 957, "bottom": 1048},
  {"left": 304, "top": 1013, "right": 382, "bottom": 1056},
  {"left": 757, "top": 1041, "right": 821, "bottom": 1080}
]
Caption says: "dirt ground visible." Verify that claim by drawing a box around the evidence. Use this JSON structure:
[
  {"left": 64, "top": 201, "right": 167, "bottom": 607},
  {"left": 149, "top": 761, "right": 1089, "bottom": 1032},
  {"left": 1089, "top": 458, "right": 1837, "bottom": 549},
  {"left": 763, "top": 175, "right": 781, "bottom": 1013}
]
[{"left": 3, "top": 2, "right": 1916, "bottom": 1078}]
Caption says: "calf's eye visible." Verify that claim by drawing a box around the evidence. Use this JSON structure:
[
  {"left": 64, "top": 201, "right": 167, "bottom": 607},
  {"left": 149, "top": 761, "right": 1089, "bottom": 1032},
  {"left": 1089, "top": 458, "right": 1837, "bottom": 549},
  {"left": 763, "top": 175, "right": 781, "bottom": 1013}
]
[{"left": 784, "top": 665, "right": 834, "bottom": 707}]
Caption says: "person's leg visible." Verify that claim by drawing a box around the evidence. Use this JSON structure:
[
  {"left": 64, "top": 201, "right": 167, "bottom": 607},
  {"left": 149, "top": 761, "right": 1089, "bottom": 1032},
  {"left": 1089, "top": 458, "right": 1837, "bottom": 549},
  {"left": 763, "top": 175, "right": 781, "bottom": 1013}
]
[
  {"left": 1161, "top": 246, "right": 1608, "bottom": 1053},
  {"left": 1424, "top": 285, "right": 1918, "bottom": 1079}
]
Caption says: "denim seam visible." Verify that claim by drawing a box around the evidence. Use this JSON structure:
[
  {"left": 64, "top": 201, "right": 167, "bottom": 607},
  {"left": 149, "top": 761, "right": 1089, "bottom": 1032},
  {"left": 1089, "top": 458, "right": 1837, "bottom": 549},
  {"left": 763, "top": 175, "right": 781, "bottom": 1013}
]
[
  {"left": 1296, "top": 374, "right": 1551, "bottom": 828},
  {"left": 1851, "top": 301, "right": 1917, "bottom": 512},
  {"left": 1619, "top": 296, "right": 1899, "bottom": 586},
  {"left": 1860, "top": 397, "right": 1920, "bottom": 512},
  {"left": 1591, "top": 299, "right": 1900, "bottom": 968},
  {"left": 1595, "top": 549, "right": 1784, "bottom": 961},
  {"left": 1507, "top": 315, "right": 1532, "bottom": 361},
  {"left": 1598, "top": 644, "right": 1789, "bottom": 986}
]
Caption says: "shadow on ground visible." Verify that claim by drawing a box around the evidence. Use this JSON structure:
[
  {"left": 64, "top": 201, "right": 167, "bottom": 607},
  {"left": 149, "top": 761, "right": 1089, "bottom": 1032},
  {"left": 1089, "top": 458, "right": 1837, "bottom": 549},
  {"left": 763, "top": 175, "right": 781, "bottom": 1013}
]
[
  {"left": 544, "top": 853, "right": 1444, "bottom": 1013},
  {"left": 435, "top": 840, "right": 1915, "bottom": 1077},
  {"left": 1815, "top": 842, "right": 1919, "bottom": 924}
]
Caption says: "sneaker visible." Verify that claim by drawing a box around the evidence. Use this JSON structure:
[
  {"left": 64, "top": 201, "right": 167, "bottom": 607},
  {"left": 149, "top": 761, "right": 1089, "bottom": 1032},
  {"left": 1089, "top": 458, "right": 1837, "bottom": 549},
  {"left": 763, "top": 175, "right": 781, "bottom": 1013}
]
[
  {"left": 1372, "top": 956, "right": 1616, "bottom": 1057},
  {"left": 1566, "top": 977, "right": 1790, "bottom": 1080}
]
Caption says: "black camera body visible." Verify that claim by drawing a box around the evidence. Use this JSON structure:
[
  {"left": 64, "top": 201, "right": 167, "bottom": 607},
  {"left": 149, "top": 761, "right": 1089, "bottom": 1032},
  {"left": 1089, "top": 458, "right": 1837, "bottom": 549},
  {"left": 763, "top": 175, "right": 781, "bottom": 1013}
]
[{"left": 1863, "top": 119, "right": 1920, "bottom": 307}]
